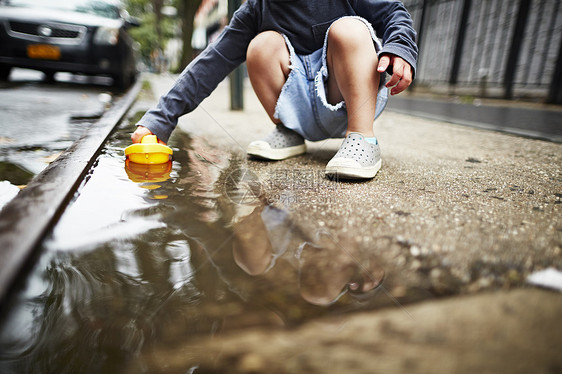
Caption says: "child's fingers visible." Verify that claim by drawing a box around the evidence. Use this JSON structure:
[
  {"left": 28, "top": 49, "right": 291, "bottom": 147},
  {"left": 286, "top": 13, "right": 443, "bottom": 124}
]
[
  {"left": 383, "top": 56, "right": 401, "bottom": 87},
  {"left": 131, "top": 125, "right": 152, "bottom": 143},
  {"left": 391, "top": 76, "right": 411, "bottom": 95},
  {"left": 390, "top": 65, "right": 412, "bottom": 95},
  {"left": 385, "top": 70, "right": 401, "bottom": 88},
  {"left": 385, "top": 58, "right": 412, "bottom": 95},
  {"left": 377, "top": 55, "right": 390, "bottom": 73}
]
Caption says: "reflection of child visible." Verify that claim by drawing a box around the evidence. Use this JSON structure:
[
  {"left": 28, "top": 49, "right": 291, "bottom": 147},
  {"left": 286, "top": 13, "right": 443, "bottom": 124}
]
[
  {"left": 133, "top": 0, "right": 418, "bottom": 180},
  {"left": 231, "top": 204, "right": 385, "bottom": 306}
]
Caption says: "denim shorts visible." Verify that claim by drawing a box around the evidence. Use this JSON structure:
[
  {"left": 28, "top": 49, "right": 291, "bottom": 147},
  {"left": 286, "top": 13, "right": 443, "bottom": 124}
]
[{"left": 273, "top": 16, "right": 389, "bottom": 142}]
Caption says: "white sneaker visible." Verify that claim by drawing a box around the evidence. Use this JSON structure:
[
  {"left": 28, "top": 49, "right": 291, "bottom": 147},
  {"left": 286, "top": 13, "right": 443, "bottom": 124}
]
[
  {"left": 247, "top": 125, "right": 306, "bottom": 161},
  {"left": 325, "top": 133, "right": 381, "bottom": 179}
]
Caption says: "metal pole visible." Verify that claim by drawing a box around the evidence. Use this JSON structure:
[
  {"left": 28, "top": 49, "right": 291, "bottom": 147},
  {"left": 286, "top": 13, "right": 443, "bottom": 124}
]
[
  {"left": 547, "top": 29, "right": 562, "bottom": 104},
  {"left": 415, "top": 0, "right": 429, "bottom": 60},
  {"left": 228, "top": 0, "right": 244, "bottom": 110},
  {"left": 503, "top": 0, "right": 531, "bottom": 100},
  {"left": 449, "top": 0, "right": 472, "bottom": 85},
  {"left": 408, "top": 0, "right": 428, "bottom": 90}
]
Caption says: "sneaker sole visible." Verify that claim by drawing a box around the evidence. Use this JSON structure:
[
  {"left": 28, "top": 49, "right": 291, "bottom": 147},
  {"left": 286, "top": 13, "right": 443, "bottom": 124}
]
[
  {"left": 325, "top": 158, "right": 382, "bottom": 179},
  {"left": 247, "top": 142, "right": 306, "bottom": 161}
]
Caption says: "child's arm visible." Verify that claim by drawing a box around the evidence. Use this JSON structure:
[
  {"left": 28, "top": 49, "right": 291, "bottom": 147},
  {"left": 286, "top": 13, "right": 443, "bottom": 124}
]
[
  {"left": 354, "top": 0, "right": 418, "bottom": 94},
  {"left": 132, "top": 2, "right": 258, "bottom": 144}
]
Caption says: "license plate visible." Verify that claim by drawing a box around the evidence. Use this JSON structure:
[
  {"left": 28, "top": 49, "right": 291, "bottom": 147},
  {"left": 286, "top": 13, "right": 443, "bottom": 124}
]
[{"left": 27, "top": 44, "right": 60, "bottom": 60}]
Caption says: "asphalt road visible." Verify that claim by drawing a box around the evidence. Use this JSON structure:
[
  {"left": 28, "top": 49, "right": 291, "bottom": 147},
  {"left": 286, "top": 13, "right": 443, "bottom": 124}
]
[
  {"left": 387, "top": 95, "right": 562, "bottom": 143},
  {"left": 0, "top": 68, "right": 116, "bottom": 180}
]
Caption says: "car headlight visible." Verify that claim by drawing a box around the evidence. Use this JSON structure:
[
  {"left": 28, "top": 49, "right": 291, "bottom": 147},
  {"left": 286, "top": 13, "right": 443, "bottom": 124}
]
[{"left": 94, "top": 27, "right": 119, "bottom": 45}]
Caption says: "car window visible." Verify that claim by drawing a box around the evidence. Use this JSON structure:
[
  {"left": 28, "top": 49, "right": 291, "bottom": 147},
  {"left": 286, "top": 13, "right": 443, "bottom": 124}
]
[{"left": 1, "top": 0, "right": 121, "bottom": 19}]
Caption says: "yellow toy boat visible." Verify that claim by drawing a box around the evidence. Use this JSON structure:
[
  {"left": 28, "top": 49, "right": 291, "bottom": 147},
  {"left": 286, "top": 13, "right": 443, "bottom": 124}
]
[{"left": 124, "top": 135, "right": 172, "bottom": 164}]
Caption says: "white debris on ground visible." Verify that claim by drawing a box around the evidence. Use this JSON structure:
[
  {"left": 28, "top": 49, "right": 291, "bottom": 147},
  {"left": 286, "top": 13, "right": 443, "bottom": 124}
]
[
  {"left": 0, "top": 180, "right": 20, "bottom": 211},
  {"left": 527, "top": 267, "right": 562, "bottom": 292}
]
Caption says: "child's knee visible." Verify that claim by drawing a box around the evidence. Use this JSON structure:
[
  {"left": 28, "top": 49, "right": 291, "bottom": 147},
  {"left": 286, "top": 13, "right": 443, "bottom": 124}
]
[
  {"left": 328, "top": 18, "right": 373, "bottom": 49},
  {"left": 247, "top": 31, "right": 287, "bottom": 63}
]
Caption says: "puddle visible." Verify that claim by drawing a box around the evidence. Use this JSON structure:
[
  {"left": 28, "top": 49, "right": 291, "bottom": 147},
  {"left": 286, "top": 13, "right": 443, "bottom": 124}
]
[
  {"left": 0, "top": 161, "right": 34, "bottom": 186},
  {"left": 0, "top": 119, "right": 386, "bottom": 373}
]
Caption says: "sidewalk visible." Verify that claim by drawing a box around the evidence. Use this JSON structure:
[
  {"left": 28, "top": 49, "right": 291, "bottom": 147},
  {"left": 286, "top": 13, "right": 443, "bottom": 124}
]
[
  {"left": 141, "top": 73, "right": 562, "bottom": 373},
  {"left": 387, "top": 93, "right": 562, "bottom": 142}
]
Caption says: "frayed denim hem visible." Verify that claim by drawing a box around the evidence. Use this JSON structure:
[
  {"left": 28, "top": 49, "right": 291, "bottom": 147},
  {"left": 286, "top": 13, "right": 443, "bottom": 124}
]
[
  {"left": 315, "top": 16, "right": 385, "bottom": 114},
  {"left": 273, "top": 33, "right": 298, "bottom": 121}
]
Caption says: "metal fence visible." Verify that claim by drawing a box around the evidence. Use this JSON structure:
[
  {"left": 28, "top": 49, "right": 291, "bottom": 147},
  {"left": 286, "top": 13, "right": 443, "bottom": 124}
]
[{"left": 402, "top": 0, "right": 562, "bottom": 103}]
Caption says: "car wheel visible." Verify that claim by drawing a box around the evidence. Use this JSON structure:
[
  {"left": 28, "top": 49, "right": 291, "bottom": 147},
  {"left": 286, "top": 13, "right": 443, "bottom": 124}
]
[
  {"left": 43, "top": 71, "right": 56, "bottom": 83},
  {"left": 0, "top": 65, "right": 12, "bottom": 81},
  {"left": 112, "top": 69, "right": 132, "bottom": 90}
]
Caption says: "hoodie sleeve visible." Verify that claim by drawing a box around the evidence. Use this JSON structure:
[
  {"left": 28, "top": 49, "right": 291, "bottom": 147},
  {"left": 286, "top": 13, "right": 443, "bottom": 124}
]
[
  {"left": 354, "top": 0, "right": 418, "bottom": 77},
  {"left": 136, "top": 2, "right": 258, "bottom": 143}
]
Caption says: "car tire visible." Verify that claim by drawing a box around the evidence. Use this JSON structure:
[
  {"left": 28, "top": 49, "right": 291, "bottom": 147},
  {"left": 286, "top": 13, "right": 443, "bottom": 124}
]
[
  {"left": 43, "top": 71, "right": 56, "bottom": 83},
  {"left": 113, "top": 69, "right": 133, "bottom": 90},
  {"left": 0, "top": 65, "right": 12, "bottom": 81}
]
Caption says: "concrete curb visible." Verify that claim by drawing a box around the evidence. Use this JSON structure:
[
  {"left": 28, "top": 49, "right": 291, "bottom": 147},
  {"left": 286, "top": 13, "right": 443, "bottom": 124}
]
[{"left": 0, "top": 79, "right": 142, "bottom": 306}]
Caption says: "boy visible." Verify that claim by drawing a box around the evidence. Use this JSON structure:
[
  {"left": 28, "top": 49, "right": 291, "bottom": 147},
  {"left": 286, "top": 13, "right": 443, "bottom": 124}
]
[{"left": 132, "top": 0, "right": 417, "bottom": 179}]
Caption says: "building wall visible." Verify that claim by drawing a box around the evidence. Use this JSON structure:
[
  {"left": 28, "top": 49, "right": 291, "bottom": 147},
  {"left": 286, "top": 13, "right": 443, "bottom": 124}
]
[{"left": 402, "top": 0, "right": 562, "bottom": 102}]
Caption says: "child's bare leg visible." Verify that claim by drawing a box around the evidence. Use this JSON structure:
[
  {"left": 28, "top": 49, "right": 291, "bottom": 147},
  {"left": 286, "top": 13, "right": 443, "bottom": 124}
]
[
  {"left": 246, "top": 31, "right": 306, "bottom": 160},
  {"left": 326, "top": 18, "right": 380, "bottom": 137},
  {"left": 246, "top": 31, "right": 291, "bottom": 124}
]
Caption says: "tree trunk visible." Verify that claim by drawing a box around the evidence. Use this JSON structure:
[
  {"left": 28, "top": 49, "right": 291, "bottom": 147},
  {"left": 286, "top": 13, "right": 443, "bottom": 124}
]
[
  {"left": 177, "top": 0, "right": 202, "bottom": 72},
  {"left": 151, "top": 0, "right": 164, "bottom": 50}
]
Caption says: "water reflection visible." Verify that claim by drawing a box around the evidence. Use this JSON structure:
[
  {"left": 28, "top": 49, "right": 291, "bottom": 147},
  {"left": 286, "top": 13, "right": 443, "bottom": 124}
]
[
  {"left": 0, "top": 123, "right": 385, "bottom": 373},
  {"left": 124, "top": 159, "right": 173, "bottom": 184},
  {"left": 231, "top": 205, "right": 384, "bottom": 306}
]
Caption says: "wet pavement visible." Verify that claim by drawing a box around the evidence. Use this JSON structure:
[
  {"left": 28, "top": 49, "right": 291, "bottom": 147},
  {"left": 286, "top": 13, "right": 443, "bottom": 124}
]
[
  {"left": 0, "top": 74, "right": 560, "bottom": 373},
  {"left": 0, "top": 115, "right": 389, "bottom": 373},
  {"left": 0, "top": 76, "right": 142, "bottom": 305},
  {"left": 0, "top": 68, "right": 115, "bottom": 184}
]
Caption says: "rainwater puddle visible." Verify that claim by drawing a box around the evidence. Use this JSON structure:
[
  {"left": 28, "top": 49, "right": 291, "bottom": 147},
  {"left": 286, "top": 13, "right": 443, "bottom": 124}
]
[{"left": 0, "top": 119, "right": 385, "bottom": 373}]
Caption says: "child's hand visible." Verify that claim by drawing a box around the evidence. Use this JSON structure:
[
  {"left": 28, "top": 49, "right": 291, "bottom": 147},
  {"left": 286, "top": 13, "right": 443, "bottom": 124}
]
[
  {"left": 131, "top": 125, "right": 152, "bottom": 143},
  {"left": 131, "top": 125, "right": 167, "bottom": 144},
  {"left": 377, "top": 54, "right": 413, "bottom": 96}
]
